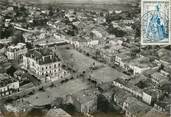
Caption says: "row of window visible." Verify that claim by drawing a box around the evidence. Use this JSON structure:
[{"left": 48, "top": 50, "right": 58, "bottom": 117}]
[
  {"left": 0, "top": 89, "right": 19, "bottom": 96},
  {"left": 41, "top": 63, "right": 61, "bottom": 71},
  {"left": 41, "top": 68, "right": 62, "bottom": 76},
  {"left": 30, "top": 61, "right": 62, "bottom": 74}
]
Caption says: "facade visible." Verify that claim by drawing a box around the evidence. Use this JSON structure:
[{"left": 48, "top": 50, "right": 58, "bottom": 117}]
[
  {"left": 142, "top": 88, "right": 163, "bottom": 105},
  {"left": 123, "top": 97, "right": 151, "bottom": 117},
  {"left": 72, "top": 89, "right": 99, "bottom": 113},
  {"left": 23, "top": 47, "right": 68, "bottom": 82},
  {"left": 113, "top": 78, "right": 143, "bottom": 98},
  {"left": 0, "top": 74, "right": 19, "bottom": 97},
  {"left": 6, "top": 43, "right": 28, "bottom": 61}
]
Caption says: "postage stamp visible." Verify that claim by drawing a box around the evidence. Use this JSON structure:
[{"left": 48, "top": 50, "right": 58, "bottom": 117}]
[{"left": 141, "top": 0, "right": 171, "bottom": 45}]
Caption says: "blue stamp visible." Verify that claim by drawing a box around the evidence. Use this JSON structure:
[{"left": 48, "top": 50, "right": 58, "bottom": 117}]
[{"left": 141, "top": 0, "right": 171, "bottom": 45}]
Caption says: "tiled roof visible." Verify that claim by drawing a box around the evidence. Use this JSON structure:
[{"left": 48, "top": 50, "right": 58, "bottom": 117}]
[
  {"left": 113, "top": 88, "right": 132, "bottom": 106},
  {"left": 26, "top": 48, "right": 61, "bottom": 65},
  {"left": 125, "top": 97, "right": 151, "bottom": 114},
  {"left": 72, "top": 88, "right": 99, "bottom": 104},
  {"left": 0, "top": 74, "right": 17, "bottom": 87}
]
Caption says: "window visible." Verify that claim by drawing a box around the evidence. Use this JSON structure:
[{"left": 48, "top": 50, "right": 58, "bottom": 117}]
[
  {"left": 46, "top": 67, "right": 48, "bottom": 69},
  {"left": 54, "top": 64, "right": 56, "bottom": 68},
  {"left": 42, "top": 67, "right": 44, "bottom": 71},
  {"left": 32, "top": 62, "right": 34, "bottom": 66},
  {"left": 42, "top": 73, "right": 44, "bottom": 76},
  {"left": 49, "top": 66, "right": 51, "bottom": 69}
]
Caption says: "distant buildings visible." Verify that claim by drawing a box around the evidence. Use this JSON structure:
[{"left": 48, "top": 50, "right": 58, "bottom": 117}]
[
  {"left": 114, "top": 48, "right": 158, "bottom": 75},
  {"left": 6, "top": 43, "right": 28, "bottom": 61},
  {"left": 23, "top": 47, "right": 68, "bottom": 82},
  {"left": 0, "top": 73, "right": 19, "bottom": 97}
]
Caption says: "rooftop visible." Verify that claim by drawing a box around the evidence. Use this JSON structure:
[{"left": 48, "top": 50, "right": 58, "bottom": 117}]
[
  {"left": 143, "top": 88, "right": 163, "bottom": 99},
  {"left": 0, "top": 74, "right": 17, "bottom": 87},
  {"left": 129, "top": 75, "right": 148, "bottom": 85},
  {"left": 46, "top": 108, "right": 72, "bottom": 117},
  {"left": 72, "top": 88, "right": 99, "bottom": 104},
  {"left": 151, "top": 72, "right": 169, "bottom": 84},
  {"left": 128, "top": 56, "right": 157, "bottom": 69},
  {"left": 113, "top": 88, "right": 133, "bottom": 106},
  {"left": 125, "top": 97, "right": 151, "bottom": 114},
  {"left": 116, "top": 49, "right": 132, "bottom": 61},
  {"left": 25, "top": 47, "right": 61, "bottom": 65},
  {"left": 8, "top": 43, "right": 27, "bottom": 51}
]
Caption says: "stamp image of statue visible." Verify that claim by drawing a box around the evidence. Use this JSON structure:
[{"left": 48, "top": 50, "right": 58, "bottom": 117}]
[{"left": 141, "top": 0, "right": 171, "bottom": 45}]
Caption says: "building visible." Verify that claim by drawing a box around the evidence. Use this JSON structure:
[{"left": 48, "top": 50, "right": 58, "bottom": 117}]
[
  {"left": 142, "top": 88, "right": 163, "bottom": 105},
  {"left": 0, "top": 54, "right": 7, "bottom": 63},
  {"left": 113, "top": 88, "right": 133, "bottom": 108},
  {"left": 154, "top": 95, "right": 171, "bottom": 113},
  {"left": 90, "top": 30, "right": 103, "bottom": 40},
  {"left": 123, "top": 97, "right": 151, "bottom": 117},
  {"left": 0, "top": 0, "right": 9, "bottom": 9},
  {"left": 127, "top": 56, "right": 158, "bottom": 75},
  {"left": 23, "top": 47, "right": 68, "bottom": 82},
  {"left": 6, "top": 43, "right": 28, "bottom": 61},
  {"left": 87, "top": 40, "right": 99, "bottom": 47},
  {"left": 144, "top": 108, "right": 169, "bottom": 117},
  {"left": 113, "top": 78, "right": 143, "bottom": 98},
  {"left": 72, "top": 88, "right": 99, "bottom": 113},
  {"left": 114, "top": 48, "right": 132, "bottom": 69},
  {"left": 46, "top": 108, "right": 72, "bottom": 117},
  {"left": 151, "top": 72, "right": 169, "bottom": 85},
  {"left": 0, "top": 74, "right": 19, "bottom": 97}
]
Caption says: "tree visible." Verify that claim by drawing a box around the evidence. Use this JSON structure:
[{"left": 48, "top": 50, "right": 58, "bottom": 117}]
[{"left": 7, "top": 66, "right": 16, "bottom": 77}]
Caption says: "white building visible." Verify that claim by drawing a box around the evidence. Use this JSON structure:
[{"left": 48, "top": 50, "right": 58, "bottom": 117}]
[
  {"left": 23, "top": 47, "right": 68, "bottom": 82},
  {"left": 6, "top": 43, "right": 28, "bottom": 60},
  {"left": 0, "top": 74, "right": 19, "bottom": 97},
  {"left": 87, "top": 40, "right": 99, "bottom": 47}
]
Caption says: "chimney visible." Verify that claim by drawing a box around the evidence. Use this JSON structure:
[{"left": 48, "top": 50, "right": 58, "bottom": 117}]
[
  {"left": 43, "top": 56, "right": 45, "bottom": 62},
  {"left": 31, "top": 54, "right": 33, "bottom": 58},
  {"left": 50, "top": 55, "right": 52, "bottom": 60}
]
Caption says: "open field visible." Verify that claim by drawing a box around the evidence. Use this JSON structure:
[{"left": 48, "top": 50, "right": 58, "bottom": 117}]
[
  {"left": 24, "top": 79, "right": 91, "bottom": 106},
  {"left": 56, "top": 47, "right": 104, "bottom": 72}
]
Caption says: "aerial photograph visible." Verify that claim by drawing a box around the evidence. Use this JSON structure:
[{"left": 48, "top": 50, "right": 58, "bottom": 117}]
[{"left": 0, "top": 0, "right": 170, "bottom": 117}]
